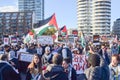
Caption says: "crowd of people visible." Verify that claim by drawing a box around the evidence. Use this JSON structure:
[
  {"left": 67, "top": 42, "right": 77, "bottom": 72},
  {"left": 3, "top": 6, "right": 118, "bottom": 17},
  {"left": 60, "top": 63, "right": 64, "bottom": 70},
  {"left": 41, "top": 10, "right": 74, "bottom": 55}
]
[{"left": 0, "top": 40, "right": 120, "bottom": 80}]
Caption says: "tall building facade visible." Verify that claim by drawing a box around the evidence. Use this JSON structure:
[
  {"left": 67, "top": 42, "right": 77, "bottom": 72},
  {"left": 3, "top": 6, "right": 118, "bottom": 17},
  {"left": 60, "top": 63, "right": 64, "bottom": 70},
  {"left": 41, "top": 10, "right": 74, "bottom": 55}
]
[
  {"left": 92, "top": 0, "right": 111, "bottom": 35},
  {"left": 77, "top": 0, "right": 111, "bottom": 36},
  {"left": 18, "top": 0, "right": 44, "bottom": 23},
  {"left": 0, "top": 12, "right": 33, "bottom": 37},
  {"left": 112, "top": 18, "right": 120, "bottom": 39},
  {"left": 77, "top": 0, "right": 92, "bottom": 36}
]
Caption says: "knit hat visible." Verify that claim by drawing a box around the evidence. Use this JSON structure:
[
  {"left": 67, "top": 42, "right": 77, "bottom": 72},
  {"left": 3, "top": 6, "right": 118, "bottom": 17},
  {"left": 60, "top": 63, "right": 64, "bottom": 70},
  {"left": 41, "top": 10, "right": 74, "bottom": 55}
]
[{"left": 88, "top": 54, "right": 100, "bottom": 67}]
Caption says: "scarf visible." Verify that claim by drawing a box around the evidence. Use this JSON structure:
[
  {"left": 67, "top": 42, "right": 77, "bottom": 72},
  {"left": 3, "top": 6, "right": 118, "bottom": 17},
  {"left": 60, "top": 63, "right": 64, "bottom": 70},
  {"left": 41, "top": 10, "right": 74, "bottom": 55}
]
[{"left": 44, "top": 53, "right": 52, "bottom": 61}]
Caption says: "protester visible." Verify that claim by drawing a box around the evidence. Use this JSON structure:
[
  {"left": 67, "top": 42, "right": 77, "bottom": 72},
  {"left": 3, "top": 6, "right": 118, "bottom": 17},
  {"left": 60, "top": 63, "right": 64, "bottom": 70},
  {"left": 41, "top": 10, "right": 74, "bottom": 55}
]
[
  {"left": 0, "top": 45, "right": 4, "bottom": 54},
  {"left": 26, "top": 54, "right": 43, "bottom": 80},
  {"left": 42, "top": 46, "right": 53, "bottom": 66},
  {"left": 18, "top": 44, "right": 27, "bottom": 52},
  {"left": 111, "top": 43, "right": 119, "bottom": 55},
  {"left": 0, "top": 54, "right": 21, "bottom": 80},
  {"left": 36, "top": 44, "right": 43, "bottom": 56},
  {"left": 61, "top": 45, "right": 72, "bottom": 63},
  {"left": 62, "top": 58, "right": 77, "bottom": 80},
  {"left": 4, "top": 45, "right": 16, "bottom": 60},
  {"left": 98, "top": 45, "right": 110, "bottom": 65},
  {"left": 43, "top": 54, "right": 68, "bottom": 80},
  {"left": 26, "top": 44, "right": 37, "bottom": 54},
  {"left": 85, "top": 53, "right": 110, "bottom": 80},
  {"left": 109, "top": 54, "right": 120, "bottom": 80},
  {"left": 51, "top": 44, "right": 58, "bottom": 55},
  {"left": 118, "top": 42, "right": 120, "bottom": 54},
  {"left": 76, "top": 44, "right": 83, "bottom": 54}
]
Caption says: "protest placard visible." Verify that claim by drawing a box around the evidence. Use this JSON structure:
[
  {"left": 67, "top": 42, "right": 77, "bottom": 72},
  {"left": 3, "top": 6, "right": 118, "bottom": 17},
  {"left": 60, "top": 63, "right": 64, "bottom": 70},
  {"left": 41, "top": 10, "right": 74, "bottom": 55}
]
[
  {"left": 19, "top": 53, "right": 33, "bottom": 62},
  {"left": 72, "top": 54, "right": 87, "bottom": 74},
  {"left": 4, "top": 37, "right": 9, "bottom": 45},
  {"left": 37, "top": 36, "right": 53, "bottom": 44}
]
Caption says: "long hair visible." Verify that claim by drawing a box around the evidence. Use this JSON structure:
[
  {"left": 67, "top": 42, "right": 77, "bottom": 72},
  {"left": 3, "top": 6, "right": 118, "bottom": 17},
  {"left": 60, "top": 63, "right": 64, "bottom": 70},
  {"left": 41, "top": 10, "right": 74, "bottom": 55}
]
[{"left": 28, "top": 54, "right": 42, "bottom": 74}]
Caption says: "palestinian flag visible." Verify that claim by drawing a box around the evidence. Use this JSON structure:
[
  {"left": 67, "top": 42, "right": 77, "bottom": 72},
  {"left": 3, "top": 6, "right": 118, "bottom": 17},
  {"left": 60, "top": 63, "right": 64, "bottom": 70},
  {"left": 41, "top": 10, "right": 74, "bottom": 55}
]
[
  {"left": 80, "top": 31, "right": 86, "bottom": 48},
  {"left": 23, "top": 30, "right": 35, "bottom": 43},
  {"left": 34, "top": 13, "right": 58, "bottom": 36},
  {"left": 60, "top": 25, "right": 67, "bottom": 36}
]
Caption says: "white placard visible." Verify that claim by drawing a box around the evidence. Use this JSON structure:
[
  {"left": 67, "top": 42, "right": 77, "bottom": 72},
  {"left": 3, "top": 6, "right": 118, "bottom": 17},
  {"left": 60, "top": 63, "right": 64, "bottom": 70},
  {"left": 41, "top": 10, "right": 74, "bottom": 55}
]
[
  {"left": 37, "top": 36, "right": 53, "bottom": 44},
  {"left": 72, "top": 54, "right": 87, "bottom": 74},
  {"left": 19, "top": 53, "right": 33, "bottom": 62},
  {"left": 4, "top": 37, "right": 9, "bottom": 45},
  {"left": 68, "top": 37, "right": 74, "bottom": 43}
]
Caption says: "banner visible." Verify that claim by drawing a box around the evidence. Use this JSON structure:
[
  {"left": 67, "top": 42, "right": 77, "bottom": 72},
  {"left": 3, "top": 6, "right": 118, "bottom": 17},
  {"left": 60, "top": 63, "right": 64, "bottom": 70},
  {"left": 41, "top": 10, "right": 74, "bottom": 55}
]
[{"left": 37, "top": 36, "right": 53, "bottom": 44}]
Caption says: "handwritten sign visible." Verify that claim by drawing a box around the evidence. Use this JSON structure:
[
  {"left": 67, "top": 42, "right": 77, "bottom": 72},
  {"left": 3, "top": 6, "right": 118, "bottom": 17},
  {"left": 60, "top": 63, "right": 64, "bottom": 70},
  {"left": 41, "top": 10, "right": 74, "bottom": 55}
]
[
  {"left": 19, "top": 53, "right": 33, "bottom": 62},
  {"left": 37, "top": 36, "right": 53, "bottom": 44},
  {"left": 72, "top": 54, "right": 87, "bottom": 74}
]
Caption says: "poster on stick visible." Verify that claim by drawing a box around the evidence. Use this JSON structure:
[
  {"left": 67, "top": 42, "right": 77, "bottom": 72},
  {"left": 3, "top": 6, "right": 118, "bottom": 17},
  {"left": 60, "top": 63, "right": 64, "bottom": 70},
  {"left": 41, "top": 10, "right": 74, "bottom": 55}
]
[{"left": 37, "top": 36, "right": 53, "bottom": 44}]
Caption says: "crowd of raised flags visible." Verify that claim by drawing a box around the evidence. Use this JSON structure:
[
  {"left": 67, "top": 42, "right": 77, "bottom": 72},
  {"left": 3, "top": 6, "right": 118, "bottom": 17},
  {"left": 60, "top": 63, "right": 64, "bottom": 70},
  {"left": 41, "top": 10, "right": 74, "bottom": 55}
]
[{"left": 0, "top": 14, "right": 120, "bottom": 80}]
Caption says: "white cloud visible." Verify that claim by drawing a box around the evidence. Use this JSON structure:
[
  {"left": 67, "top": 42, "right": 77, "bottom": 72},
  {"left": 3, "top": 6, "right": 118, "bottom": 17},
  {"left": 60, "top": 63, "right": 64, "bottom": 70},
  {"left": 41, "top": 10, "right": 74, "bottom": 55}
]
[{"left": 0, "top": 6, "right": 18, "bottom": 12}]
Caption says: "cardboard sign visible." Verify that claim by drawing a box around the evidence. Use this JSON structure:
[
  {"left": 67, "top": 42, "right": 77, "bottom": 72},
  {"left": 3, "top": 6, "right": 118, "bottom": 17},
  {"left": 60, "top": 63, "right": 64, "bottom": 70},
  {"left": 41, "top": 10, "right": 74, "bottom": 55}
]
[
  {"left": 19, "top": 53, "right": 33, "bottom": 62},
  {"left": 37, "top": 36, "right": 53, "bottom": 44},
  {"left": 72, "top": 54, "right": 87, "bottom": 74}
]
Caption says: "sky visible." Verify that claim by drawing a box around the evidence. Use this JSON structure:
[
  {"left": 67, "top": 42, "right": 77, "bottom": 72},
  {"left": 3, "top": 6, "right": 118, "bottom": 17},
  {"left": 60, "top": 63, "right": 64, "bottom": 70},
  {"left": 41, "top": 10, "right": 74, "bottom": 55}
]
[{"left": 0, "top": 0, "right": 120, "bottom": 29}]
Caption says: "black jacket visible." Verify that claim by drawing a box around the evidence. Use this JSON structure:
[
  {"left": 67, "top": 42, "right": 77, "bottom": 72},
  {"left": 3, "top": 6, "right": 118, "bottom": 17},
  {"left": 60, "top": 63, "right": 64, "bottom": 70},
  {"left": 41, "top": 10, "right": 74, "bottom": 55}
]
[
  {"left": 26, "top": 68, "right": 43, "bottom": 80},
  {"left": 43, "top": 64, "right": 68, "bottom": 80},
  {"left": 71, "top": 68, "right": 77, "bottom": 80},
  {"left": 98, "top": 49, "right": 110, "bottom": 65},
  {"left": 0, "top": 61, "right": 21, "bottom": 80}
]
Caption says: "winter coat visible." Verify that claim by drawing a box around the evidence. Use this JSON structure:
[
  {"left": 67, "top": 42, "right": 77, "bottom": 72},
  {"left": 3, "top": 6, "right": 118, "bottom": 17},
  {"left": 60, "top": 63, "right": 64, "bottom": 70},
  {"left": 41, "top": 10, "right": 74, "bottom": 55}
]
[
  {"left": 85, "top": 66, "right": 102, "bottom": 80},
  {"left": 71, "top": 68, "right": 77, "bottom": 80},
  {"left": 85, "top": 54, "right": 110, "bottom": 80},
  {"left": 43, "top": 64, "right": 68, "bottom": 80},
  {"left": 0, "top": 61, "right": 20, "bottom": 80}
]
